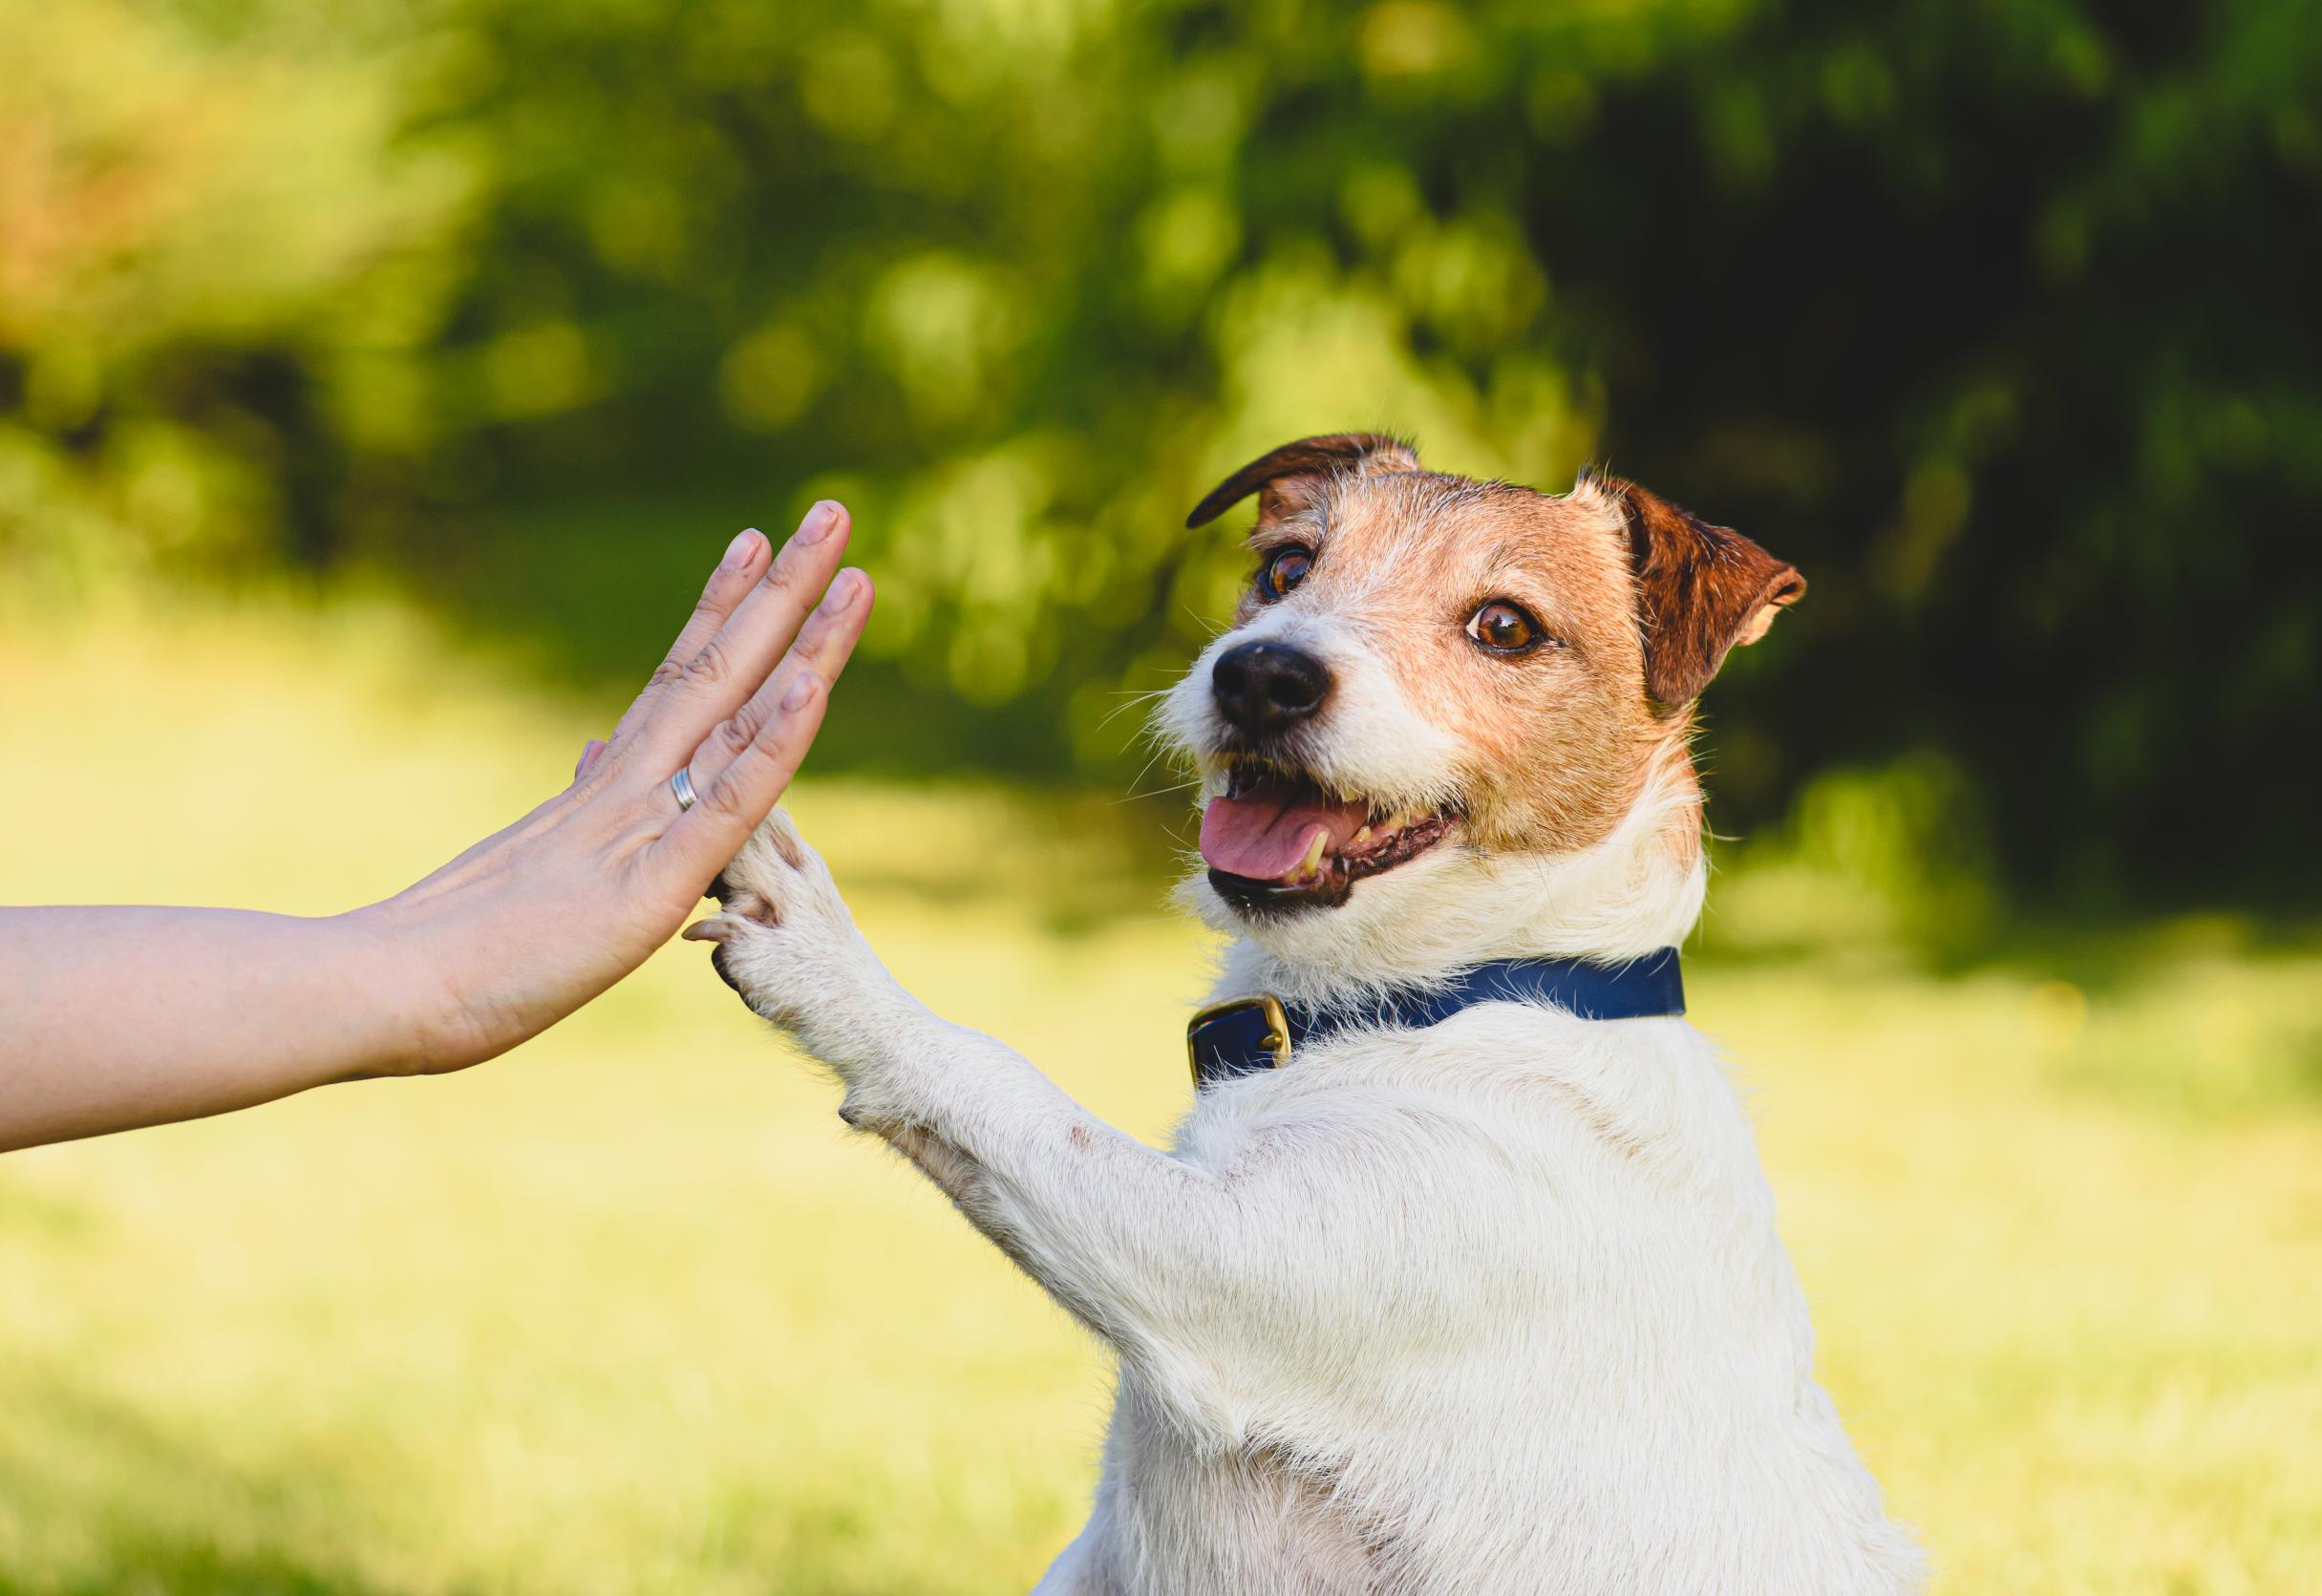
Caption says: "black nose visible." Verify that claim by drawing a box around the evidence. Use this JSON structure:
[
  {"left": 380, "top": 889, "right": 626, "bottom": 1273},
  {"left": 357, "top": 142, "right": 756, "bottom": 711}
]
[{"left": 1212, "top": 641, "right": 1331, "bottom": 735}]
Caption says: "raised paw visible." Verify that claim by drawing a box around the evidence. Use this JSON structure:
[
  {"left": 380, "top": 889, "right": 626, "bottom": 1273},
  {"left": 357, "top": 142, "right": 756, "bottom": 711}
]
[
  {"left": 683, "top": 808, "right": 880, "bottom": 1046},
  {"left": 701, "top": 806, "right": 821, "bottom": 926}
]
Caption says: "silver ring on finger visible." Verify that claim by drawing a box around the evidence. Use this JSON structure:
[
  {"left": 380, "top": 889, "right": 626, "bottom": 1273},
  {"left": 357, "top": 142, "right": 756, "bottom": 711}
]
[{"left": 670, "top": 766, "right": 699, "bottom": 812}]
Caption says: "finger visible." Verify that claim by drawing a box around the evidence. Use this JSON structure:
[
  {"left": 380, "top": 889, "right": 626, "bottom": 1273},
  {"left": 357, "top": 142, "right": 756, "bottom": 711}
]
[
  {"left": 603, "top": 528, "right": 772, "bottom": 750},
  {"left": 573, "top": 738, "right": 607, "bottom": 779},
  {"left": 647, "top": 566, "right": 870, "bottom": 823},
  {"left": 627, "top": 501, "right": 852, "bottom": 771},
  {"left": 652, "top": 575, "right": 874, "bottom": 887},
  {"left": 688, "top": 566, "right": 872, "bottom": 791}
]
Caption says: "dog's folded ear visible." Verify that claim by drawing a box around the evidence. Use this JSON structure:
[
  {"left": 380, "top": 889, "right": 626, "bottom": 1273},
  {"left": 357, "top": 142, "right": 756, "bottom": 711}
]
[
  {"left": 1185, "top": 434, "right": 1422, "bottom": 529},
  {"left": 1606, "top": 477, "right": 1806, "bottom": 710}
]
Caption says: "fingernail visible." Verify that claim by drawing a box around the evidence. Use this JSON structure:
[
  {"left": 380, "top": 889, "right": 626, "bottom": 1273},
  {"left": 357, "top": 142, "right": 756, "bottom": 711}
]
[
  {"left": 719, "top": 529, "right": 763, "bottom": 572},
  {"left": 781, "top": 673, "right": 819, "bottom": 712},
  {"left": 818, "top": 569, "right": 863, "bottom": 612},
  {"left": 790, "top": 501, "right": 840, "bottom": 546}
]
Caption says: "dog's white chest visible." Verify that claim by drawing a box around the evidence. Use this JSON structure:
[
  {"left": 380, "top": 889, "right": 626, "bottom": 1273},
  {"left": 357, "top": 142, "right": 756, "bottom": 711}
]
[{"left": 1038, "top": 1008, "right": 1917, "bottom": 1595}]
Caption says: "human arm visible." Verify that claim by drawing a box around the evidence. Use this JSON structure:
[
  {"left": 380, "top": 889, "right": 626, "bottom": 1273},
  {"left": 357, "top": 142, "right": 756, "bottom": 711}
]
[{"left": 0, "top": 502, "right": 872, "bottom": 1152}]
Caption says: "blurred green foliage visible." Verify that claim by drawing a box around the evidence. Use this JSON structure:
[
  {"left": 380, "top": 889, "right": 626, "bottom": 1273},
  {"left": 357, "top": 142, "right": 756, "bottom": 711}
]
[{"left": 3, "top": 0, "right": 2316, "bottom": 903}]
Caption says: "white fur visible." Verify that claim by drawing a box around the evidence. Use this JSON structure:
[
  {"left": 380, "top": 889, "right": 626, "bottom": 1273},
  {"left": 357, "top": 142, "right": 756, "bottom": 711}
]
[
  {"left": 1192, "top": 756, "right": 1706, "bottom": 1011},
  {"left": 1157, "top": 597, "right": 1703, "bottom": 1006},
  {"left": 696, "top": 608, "right": 1923, "bottom": 1592},
  {"left": 1159, "top": 603, "right": 1470, "bottom": 831}
]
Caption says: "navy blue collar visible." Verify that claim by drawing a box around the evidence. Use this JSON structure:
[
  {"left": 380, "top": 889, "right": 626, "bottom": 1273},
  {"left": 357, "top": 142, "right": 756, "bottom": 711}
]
[{"left": 1186, "top": 950, "right": 1686, "bottom": 1089}]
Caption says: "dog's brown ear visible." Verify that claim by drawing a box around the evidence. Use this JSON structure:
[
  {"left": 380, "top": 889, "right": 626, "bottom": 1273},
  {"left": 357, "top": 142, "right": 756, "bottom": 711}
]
[
  {"left": 1608, "top": 477, "right": 1806, "bottom": 709},
  {"left": 1185, "top": 433, "right": 1421, "bottom": 529}
]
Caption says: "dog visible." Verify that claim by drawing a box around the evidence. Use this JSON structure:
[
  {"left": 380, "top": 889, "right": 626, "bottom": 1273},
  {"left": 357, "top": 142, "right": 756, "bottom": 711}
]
[{"left": 688, "top": 434, "right": 1924, "bottom": 1593}]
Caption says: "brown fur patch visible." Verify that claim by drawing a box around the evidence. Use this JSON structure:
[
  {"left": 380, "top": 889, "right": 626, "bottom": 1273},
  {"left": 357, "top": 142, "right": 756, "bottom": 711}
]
[
  {"left": 1189, "top": 440, "right": 1800, "bottom": 864},
  {"left": 1186, "top": 434, "right": 1421, "bottom": 530},
  {"left": 1602, "top": 478, "right": 1805, "bottom": 711},
  {"left": 766, "top": 823, "right": 807, "bottom": 870}
]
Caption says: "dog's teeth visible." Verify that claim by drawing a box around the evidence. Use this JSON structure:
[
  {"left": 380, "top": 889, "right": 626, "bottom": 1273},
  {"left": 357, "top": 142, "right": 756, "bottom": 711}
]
[
  {"left": 1353, "top": 825, "right": 1373, "bottom": 845},
  {"left": 1298, "top": 830, "right": 1329, "bottom": 875}
]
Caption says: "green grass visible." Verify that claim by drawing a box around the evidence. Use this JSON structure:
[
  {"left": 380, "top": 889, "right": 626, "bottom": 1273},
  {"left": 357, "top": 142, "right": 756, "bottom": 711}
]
[{"left": 3, "top": 597, "right": 2318, "bottom": 1593}]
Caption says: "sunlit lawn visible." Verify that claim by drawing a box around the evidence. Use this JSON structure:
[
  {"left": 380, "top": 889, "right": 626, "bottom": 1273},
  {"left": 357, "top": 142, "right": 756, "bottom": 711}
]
[{"left": 3, "top": 600, "right": 2318, "bottom": 1593}]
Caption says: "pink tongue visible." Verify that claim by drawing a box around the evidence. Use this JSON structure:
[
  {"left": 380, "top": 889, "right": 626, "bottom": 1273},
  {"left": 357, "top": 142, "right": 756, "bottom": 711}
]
[{"left": 1200, "top": 789, "right": 1371, "bottom": 880}]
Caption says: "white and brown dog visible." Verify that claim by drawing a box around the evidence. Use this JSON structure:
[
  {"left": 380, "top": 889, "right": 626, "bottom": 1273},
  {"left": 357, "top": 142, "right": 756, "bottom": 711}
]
[{"left": 689, "top": 435, "right": 1924, "bottom": 1593}]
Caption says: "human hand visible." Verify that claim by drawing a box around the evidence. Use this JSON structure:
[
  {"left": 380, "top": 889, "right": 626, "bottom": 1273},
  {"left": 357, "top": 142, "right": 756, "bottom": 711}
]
[{"left": 359, "top": 501, "right": 873, "bottom": 1074}]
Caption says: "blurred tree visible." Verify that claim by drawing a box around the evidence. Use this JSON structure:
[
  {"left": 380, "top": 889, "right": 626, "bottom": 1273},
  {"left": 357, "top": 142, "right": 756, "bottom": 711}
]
[{"left": 2, "top": 0, "right": 2315, "bottom": 904}]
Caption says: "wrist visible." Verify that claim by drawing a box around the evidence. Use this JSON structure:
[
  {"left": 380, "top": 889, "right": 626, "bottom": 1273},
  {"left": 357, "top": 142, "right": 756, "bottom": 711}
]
[
  {"left": 808, "top": 978, "right": 941, "bottom": 1099},
  {"left": 327, "top": 900, "right": 474, "bottom": 1078}
]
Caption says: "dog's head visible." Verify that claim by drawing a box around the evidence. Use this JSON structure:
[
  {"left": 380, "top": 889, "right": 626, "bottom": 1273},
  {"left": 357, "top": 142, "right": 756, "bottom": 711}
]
[{"left": 1158, "top": 434, "right": 1803, "bottom": 983}]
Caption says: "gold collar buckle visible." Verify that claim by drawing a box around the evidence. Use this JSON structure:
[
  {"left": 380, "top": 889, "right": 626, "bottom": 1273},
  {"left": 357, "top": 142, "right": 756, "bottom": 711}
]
[{"left": 1185, "top": 993, "right": 1293, "bottom": 1088}]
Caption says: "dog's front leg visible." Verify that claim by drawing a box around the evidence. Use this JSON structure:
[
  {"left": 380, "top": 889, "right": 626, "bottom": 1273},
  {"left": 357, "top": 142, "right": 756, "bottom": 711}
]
[{"left": 692, "top": 812, "right": 1399, "bottom": 1448}]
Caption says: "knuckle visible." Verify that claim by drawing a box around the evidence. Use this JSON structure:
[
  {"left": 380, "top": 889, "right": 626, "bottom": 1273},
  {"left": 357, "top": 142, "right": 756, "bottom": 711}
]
[
  {"left": 751, "top": 713, "right": 803, "bottom": 760},
  {"left": 700, "top": 781, "right": 748, "bottom": 825},
  {"left": 684, "top": 638, "right": 732, "bottom": 689},
  {"left": 714, "top": 709, "right": 757, "bottom": 759}
]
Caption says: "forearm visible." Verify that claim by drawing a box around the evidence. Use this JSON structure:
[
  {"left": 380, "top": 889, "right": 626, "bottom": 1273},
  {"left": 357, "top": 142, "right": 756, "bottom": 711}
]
[
  {"left": 832, "top": 1010, "right": 1371, "bottom": 1446},
  {"left": 836, "top": 1009, "right": 1467, "bottom": 1449},
  {"left": 831, "top": 1003, "right": 1250, "bottom": 1313},
  {"left": 0, "top": 905, "right": 435, "bottom": 1152}
]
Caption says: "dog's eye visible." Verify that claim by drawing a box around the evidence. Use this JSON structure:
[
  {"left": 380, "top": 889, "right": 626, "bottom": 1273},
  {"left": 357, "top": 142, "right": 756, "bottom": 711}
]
[
  {"left": 1258, "top": 546, "right": 1313, "bottom": 602},
  {"left": 1467, "top": 601, "right": 1544, "bottom": 653}
]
